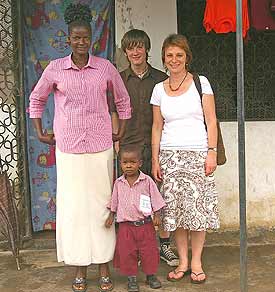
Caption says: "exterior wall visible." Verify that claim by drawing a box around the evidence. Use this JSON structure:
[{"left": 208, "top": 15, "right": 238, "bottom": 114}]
[
  {"left": 115, "top": 0, "right": 275, "bottom": 232},
  {"left": 217, "top": 122, "right": 275, "bottom": 230}
]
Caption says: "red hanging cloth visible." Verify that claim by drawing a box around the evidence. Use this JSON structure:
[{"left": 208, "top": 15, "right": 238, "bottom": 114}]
[
  {"left": 250, "top": 0, "right": 275, "bottom": 31},
  {"left": 203, "top": 0, "right": 250, "bottom": 37}
]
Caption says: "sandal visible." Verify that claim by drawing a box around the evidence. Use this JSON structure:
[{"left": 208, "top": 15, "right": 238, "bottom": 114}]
[
  {"left": 145, "top": 275, "right": 161, "bottom": 289},
  {"left": 72, "top": 277, "right": 87, "bottom": 292},
  {"left": 167, "top": 269, "right": 191, "bottom": 282},
  {"left": 128, "top": 276, "right": 139, "bottom": 292},
  {"left": 99, "top": 276, "right": 113, "bottom": 292},
  {"left": 190, "top": 271, "right": 206, "bottom": 284}
]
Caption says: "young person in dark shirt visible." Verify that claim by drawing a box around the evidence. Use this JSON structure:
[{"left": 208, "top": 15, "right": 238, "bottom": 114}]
[{"left": 112, "top": 29, "right": 179, "bottom": 266}]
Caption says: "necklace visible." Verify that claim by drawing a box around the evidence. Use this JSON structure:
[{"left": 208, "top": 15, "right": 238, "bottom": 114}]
[
  {"left": 133, "top": 65, "right": 148, "bottom": 79},
  {"left": 169, "top": 71, "right": 188, "bottom": 91}
]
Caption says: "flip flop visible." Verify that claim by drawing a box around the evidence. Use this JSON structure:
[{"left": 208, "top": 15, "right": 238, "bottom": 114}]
[
  {"left": 167, "top": 269, "right": 191, "bottom": 282},
  {"left": 190, "top": 271, "right": 206, "bottom": 284}
]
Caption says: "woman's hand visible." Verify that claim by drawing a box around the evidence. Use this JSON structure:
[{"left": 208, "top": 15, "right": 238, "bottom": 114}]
[
  {"left": 32, "top": 119, "right": 55, "bottom": 145},
  {"left": 112, "top": 132, "right": 122, "bottom": 142},
  {"left": 153, "top": 212, "right": 161, "bottom": 226},
  {"left": 105, "top": 212, "right": 114, "bottom": 228},
  {"left": 205, "top": 151, "right": 217, "bottom": 176},
  {"left": 152, "top": 160, "right": 162, "bottom": 182},
  {"left": 112, "top": 119, "right": 127, "bottom": 142},
  {"left": 38, "top": 133, "right": 55, "bottom": 145}
]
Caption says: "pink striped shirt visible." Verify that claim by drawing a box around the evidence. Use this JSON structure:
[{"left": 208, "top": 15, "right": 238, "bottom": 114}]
[
  {"left": 29, "top": 54, "right": 131, "bottom": 153},
  {"left": 109, "top": 171, "right": 166, "bottom": 222}
]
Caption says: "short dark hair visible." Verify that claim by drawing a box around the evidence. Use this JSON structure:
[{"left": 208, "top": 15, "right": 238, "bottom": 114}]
[
  {"left": 161, "top": 34, "right": 192, "bottom": 70},
  {"left": 64, "top": 3, "right": 92, "bottom": 35},
  {"left": 121, "top": 29, "right": 151, "bottom": 60},
  {"left": 119, "top": 145, "right": 143, "bottom": 161}
]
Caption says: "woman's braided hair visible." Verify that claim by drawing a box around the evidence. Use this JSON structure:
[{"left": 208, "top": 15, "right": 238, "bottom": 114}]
[{"left": 64, "top": 3, "right": 93, "bottom": 34}]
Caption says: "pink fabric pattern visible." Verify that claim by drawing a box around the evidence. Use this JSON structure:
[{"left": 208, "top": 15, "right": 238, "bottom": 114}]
[
  {"left": 109, "top": 172, "right": 166, "bottom": 222},
  {"left": 29, "top": 54, "right": 131, "bottom": 153}
]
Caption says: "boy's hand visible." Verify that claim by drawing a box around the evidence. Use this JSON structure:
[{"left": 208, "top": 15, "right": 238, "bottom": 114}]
[
  {"left": 153, "top": 212, "right": 161, "bottom": 226},
  {"left": 105, "top": 212, "right": 114, "bottom": 228}
]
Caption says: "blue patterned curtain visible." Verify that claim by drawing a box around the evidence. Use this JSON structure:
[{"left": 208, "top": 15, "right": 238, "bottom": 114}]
[{"left": 23, "top": 0, "right": 114, "bottom": 232}]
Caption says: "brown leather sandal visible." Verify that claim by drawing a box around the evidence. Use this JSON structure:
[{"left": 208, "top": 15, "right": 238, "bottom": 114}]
[
  {"left": 72, "top": 277, "right": 87, "bottom": 292},
  {"left": 99, "top": 276, "right": 113, "bottom": 291}
]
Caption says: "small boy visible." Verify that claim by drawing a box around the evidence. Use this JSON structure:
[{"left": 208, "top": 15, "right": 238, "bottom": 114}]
[{"left": 105, "top": 145, "right": 165, "bottom": 292}]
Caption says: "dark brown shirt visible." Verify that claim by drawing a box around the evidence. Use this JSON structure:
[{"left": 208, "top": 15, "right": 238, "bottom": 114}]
[{"left": 118, "top": 65, "right": 167, "bottom": 146}]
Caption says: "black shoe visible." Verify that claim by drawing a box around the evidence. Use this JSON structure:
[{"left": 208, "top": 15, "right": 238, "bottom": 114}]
[
  {"left": 128, "top": 276, "right": 139, "bottom": 292},
  {"left": 146, "top": 275, "right": 161, "bottom": 289},
  {"left": 159, "top": 243, "right": 179, "bottom": 266}
]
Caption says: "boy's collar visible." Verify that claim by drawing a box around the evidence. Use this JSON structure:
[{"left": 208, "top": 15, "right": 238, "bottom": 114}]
[
  {"left": 118, "top": 170, "right": 147, "bottom": 183},
  {"left": 124, "top": 64, "right": 153, "bottom": 80}
]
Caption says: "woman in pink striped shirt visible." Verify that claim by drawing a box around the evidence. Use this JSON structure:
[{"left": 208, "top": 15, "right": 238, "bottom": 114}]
[{"left": 29, "top": 4, "right": 131, "bottom": 292}]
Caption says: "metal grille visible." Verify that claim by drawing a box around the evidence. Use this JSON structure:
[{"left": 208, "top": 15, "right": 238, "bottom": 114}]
[
  {"left": 177, "top": 0, "right": 275, "bottom": 121},
  {"left": 0, "top": 0, "right": 31, "bottom": 240}
]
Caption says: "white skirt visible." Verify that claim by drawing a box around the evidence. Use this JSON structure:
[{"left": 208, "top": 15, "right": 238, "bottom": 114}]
[{"left": 55, "top": 147, "right": 115, "bottom": 266}]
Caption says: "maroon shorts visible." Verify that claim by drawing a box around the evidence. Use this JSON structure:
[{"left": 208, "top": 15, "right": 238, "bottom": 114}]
[{"left": 113, "top": 221, "right": 159, "bottom": 276}]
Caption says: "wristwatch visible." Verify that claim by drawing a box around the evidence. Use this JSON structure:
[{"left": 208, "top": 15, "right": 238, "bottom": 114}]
[{"left": 208, "top": 147, "right": 217, "bottom": 152}]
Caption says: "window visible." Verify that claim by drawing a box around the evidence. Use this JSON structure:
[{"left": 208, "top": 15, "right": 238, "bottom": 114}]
[{"left": 177, "top": 0, "right": 275, "bottom": 121}]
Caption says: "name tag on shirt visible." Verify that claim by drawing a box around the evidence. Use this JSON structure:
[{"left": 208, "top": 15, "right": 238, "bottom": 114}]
[{"left": 139, "top": 194, "right": 152, "bottom": 213}]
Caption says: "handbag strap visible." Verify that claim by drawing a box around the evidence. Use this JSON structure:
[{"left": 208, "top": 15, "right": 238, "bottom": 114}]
[
  {"left": 193, "top": 73, "right": 226, "bottom": 165},
  {"left": 192, "top": 72, "right": 207, "bottom": 130},
  {"left": 192, "top": 72, "right": 203, "bottom": 100}
]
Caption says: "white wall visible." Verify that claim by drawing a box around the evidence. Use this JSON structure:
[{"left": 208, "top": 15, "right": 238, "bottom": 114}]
[
  {"left": 217, "top": 122, "right": 275, "bottom": 230},
  {"left": 115, "top": 0, "right": 177, "bottom": 71}
]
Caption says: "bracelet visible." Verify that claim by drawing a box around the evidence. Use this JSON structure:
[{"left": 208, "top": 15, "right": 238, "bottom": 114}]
[{"left": 208, "top": 147, "right": 217, "bottom": 152}]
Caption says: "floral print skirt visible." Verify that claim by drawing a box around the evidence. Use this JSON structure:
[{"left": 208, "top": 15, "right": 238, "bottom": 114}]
[{"left": 159, "top": 149, "right": 220, "bottom": 232}]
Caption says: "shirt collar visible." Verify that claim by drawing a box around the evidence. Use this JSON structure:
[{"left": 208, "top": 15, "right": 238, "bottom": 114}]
[
  {"left": 63, "top": 53, "right": 99, "bottom": 70},
  {"left": 118, "top": 171, "right": 147, "bottom": 185},
  {"left": 125, "top": 64, "right": 156, "bottom": 80}
]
